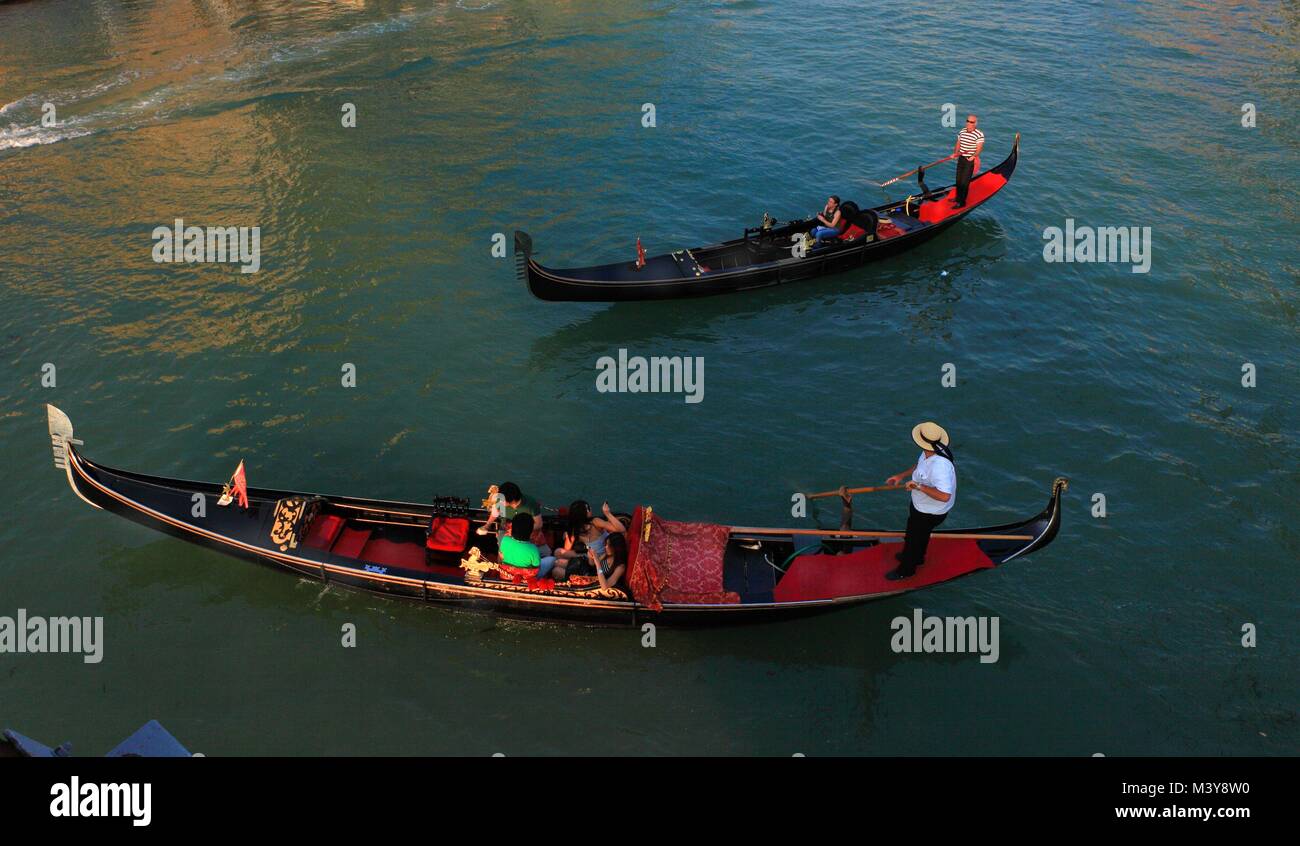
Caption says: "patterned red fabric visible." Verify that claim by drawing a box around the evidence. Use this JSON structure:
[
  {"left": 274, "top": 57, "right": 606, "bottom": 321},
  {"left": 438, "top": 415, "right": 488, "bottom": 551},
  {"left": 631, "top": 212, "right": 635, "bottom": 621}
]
[
  {"left": 494, "top": 563, "right": 554, "bottom": 592},
  {"left": 627, "top": 508, "right": 668, "bottom": 610},
  {"left": 629, "top": 512, "right": 738, "bottom": 609},
  {"left": 836, "top": 224, "right": 867, "bottom": 241}
]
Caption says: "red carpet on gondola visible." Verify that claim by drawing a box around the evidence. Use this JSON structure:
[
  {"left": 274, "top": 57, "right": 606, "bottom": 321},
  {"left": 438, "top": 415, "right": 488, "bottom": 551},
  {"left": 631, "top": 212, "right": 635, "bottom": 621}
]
[
  {"left": 917, "top": 170, "right": 1008, "bottom": 224},
  {"left": 772, "top": 538, "right": 995, "bottom": 602}
]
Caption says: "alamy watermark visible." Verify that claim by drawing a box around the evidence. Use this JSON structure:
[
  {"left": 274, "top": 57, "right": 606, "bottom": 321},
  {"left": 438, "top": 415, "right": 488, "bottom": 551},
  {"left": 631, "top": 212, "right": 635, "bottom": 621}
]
[
  {"left": 1042, "top": 218, "right": 1151, "bottom": 273},
  {"left": 595, "top": 349, "right": 703, "bottom": 404},
  {"left": 50, "top": 778, "right": 150, "bottom": 827},
  {"left": 891, "top": 608, "right": 999, "bottom": 663},
  {"left": 0, "top": 609, "right": 103, "bottom": 664},
  {"left": 151, "top": 218, "right": 261, "bottom": 273}
]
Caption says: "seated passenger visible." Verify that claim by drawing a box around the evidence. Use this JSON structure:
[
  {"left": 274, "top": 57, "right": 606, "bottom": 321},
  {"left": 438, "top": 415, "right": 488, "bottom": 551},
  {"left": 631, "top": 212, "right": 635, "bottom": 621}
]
[
  {"left": 574, "top": 532, "right": 628, "bottom": 589},
  {"left": 546, "top": 500, "right": 625, "bottom": 581},
  {"left": 809, "top": 195, "right": 843, "bottom": 245},
  {"left": 499, "top": 513, "right": 541, "bottom": 571}
]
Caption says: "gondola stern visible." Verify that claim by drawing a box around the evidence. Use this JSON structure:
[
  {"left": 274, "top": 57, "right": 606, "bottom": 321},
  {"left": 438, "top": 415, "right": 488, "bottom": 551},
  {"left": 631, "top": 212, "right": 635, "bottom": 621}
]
[
  {"left": 993, "top": 133, "right": 1020, "bottom": 178},
  {"left": 1025, "top": 476, "right": 1068, "bottom": 555}
]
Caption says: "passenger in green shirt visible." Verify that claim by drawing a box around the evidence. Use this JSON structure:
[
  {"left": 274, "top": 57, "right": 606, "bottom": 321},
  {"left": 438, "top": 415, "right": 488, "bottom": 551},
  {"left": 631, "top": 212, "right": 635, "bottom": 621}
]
[{"left": 499, "top": 514, "right": 541, "bottom": 569}]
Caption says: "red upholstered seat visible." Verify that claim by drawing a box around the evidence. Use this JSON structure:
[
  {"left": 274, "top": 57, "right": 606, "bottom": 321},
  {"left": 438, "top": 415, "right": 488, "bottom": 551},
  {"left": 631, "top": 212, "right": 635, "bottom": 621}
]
[
  {"left": 876, "top": 221, "right": 905, "bottom": 239},
  {"left": 332, "top": 527, "right": 371, "bottom": 559},
  {"left": 426, "top": 516, "right": 469, "bottom": 552},
  {"left": 303, "top": 514, "right": 345, "bottom": 549},
  {"left": 836, "top": 223, "right": 867, "bottom": 241}
]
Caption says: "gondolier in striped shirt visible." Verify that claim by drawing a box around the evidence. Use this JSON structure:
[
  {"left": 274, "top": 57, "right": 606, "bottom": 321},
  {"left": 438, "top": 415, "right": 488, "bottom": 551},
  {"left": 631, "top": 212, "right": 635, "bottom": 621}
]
[
  {"left": 884, "top": 421, "right": 957, "bottom": 581},
  {"left": 952, "top": 114, "right": 984, "bottom": 207}
]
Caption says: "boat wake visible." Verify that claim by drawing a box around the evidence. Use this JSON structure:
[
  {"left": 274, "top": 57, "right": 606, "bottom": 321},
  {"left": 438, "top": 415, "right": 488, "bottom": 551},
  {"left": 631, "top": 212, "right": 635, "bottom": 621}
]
[{"left": 0, "top": 8, "right": 438, "bottom": 154}]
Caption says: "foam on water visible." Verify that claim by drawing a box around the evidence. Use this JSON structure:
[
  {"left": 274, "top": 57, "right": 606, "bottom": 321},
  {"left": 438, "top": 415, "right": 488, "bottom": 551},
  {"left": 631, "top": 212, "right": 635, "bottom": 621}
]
[{"left": 0, "top": 9, "right": 437, "bottom": 154}]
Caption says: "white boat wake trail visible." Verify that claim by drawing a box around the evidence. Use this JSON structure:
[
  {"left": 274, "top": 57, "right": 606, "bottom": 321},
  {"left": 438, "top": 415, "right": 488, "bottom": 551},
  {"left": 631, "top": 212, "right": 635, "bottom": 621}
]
[{"left": 0, "top": 8, "right": 437, "bottom": 153}]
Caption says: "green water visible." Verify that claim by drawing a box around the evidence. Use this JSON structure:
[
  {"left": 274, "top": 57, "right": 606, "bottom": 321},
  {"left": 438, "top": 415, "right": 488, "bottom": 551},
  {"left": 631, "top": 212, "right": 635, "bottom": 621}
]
[{"left": 1, "top": 0, "right": 1296, "bottom": 755}]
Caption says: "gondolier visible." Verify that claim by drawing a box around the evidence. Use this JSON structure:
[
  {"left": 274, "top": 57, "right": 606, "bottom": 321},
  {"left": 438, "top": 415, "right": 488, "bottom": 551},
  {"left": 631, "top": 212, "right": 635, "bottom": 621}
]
[
  {"left": 884, "top": 421, "right": 957, "bottom": 581},
  {"left": 953, "top": 114, "right": 984, "bottom": 207}
]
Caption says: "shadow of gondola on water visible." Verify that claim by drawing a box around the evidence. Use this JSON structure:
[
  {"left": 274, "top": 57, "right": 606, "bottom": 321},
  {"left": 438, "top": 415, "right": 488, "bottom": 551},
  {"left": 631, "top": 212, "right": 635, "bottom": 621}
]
[
  {"left": 526, "top": 215, "right": 1009, "bottom": 365},
  {"left": 98, "top": 538, "right": 337, "bottom": 618}
]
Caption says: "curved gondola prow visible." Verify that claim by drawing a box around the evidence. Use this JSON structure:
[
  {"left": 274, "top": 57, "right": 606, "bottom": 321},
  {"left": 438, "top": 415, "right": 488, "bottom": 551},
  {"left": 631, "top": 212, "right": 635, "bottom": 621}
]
[
  {"left": 47, "top": 404, "right": 82, "bottom": 471},
  {"left": 47, "top": 403, "right": 101, "bottom": 511},
  {"left": 514, "top": 230, "right": 533, "bottom": 286}
]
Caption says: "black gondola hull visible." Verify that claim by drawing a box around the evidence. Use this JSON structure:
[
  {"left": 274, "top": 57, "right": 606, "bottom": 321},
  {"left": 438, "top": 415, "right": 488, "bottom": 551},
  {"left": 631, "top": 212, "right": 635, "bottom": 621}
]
[
  {"left": 518, "top": 138, "right": 1019, "bottom": 302},
  {"left": 49, "top": 404, "right": 1063, "bottom": 627}
]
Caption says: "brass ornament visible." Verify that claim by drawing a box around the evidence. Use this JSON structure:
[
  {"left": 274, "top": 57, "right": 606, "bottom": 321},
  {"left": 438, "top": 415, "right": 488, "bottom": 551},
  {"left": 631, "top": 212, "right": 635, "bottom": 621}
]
[{"left": 269, "top": 498, "right": 307, "bottom": 552}]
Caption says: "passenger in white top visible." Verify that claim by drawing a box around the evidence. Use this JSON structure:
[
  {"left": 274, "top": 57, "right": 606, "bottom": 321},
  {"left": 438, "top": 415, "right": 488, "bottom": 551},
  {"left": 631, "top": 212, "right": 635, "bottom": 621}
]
[{"left": 884, "top": 421, "right": 958, "bottom": 581}]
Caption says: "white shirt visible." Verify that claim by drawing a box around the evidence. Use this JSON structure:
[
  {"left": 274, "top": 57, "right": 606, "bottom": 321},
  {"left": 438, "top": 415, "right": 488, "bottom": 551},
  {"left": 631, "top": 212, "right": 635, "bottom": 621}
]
[{"left": 911, "top": 451, "right": 956, "bottom": 515}]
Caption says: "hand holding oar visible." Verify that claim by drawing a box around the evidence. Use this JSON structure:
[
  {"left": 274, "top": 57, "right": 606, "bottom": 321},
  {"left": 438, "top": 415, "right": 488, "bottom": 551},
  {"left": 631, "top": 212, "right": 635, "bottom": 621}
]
[
  {"left": 871, "top": 154, "right": 957, "bottom": 188},
  {"left": 807, "top": 483, "right": 907, "bottom": 500}
]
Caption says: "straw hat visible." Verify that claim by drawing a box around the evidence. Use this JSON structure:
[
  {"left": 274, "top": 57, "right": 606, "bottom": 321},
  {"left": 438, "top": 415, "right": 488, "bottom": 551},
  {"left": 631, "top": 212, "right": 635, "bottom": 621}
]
[{"left": 911, "top": 421, "right": 950, "bottom": 452}]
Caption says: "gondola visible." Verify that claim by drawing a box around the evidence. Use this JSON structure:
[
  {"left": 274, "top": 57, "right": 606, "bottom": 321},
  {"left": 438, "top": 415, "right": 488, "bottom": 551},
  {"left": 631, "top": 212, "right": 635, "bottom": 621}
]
[
  {"left": 47, "top": 404, "right": 1065, "bottom": 627},
  {"left": 518, "top": 135, "right": 1019, "bottom": 302}
]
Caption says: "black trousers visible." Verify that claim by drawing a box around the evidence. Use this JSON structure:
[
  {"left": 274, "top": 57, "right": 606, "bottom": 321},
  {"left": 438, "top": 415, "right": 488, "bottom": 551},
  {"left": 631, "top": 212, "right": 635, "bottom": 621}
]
[
  {"left": 954, "top": 155, "right": 975, "bottom": 206},
  {"left": 898, "top": 502, "right": 948, "bottom": 572}
]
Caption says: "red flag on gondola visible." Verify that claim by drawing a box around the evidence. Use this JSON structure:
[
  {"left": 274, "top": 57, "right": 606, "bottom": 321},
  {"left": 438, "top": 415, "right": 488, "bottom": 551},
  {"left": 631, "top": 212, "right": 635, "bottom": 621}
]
[
  {"left": 635, "top": 237, "right": 646, "bottom": 269},
  {"left": 218, "top": 460, "right": 248, "bottom": 509}
]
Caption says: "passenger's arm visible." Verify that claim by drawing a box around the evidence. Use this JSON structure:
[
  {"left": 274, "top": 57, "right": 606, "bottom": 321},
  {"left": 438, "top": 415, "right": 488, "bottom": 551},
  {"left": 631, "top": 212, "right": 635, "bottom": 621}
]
[
  {"left": 593, "top": 502, "right": 625, "bottom": 533},
  {"left": 550, "top": 532, "right": 573, "bottom": 562},
  {"left": 478, "top": 504, "right": 501, "bottom": 534},
  {"left": 597, "top": 563, "right": 626, "bottom": 590}
]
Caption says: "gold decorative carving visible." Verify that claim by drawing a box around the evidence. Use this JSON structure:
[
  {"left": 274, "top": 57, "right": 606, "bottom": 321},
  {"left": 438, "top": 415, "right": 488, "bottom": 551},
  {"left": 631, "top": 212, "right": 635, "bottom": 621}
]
[
  {"left": 460, "top": 546, "right": 495, "bottom": 581},
  {"left": 269, "top": 498, "right": 307, "bottom": 552}
]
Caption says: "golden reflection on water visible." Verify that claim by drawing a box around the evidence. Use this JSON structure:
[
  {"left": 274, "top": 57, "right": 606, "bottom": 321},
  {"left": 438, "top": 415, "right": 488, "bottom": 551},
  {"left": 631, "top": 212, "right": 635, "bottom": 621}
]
[{"left": 4, "top": 0, "right": 685, "bottom": 361}]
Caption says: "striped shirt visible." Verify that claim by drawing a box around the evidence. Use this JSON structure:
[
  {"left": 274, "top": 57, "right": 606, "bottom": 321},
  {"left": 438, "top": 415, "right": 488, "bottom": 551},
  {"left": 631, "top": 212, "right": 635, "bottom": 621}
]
[{"left": 957, "top": 128, "right": 984, "bottom": 159}]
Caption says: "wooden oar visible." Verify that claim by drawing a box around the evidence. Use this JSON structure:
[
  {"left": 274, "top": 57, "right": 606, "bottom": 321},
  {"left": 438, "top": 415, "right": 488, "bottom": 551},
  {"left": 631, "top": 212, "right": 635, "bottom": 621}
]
[
  {"left": 872, "top": 154, "right": 957, "bottom": 188},
  {"left": 807, "top": 484, "right": 906, "bottom": 500},
  {"left": 729, "top": 526, "right": 1034, "bottom": 541}
]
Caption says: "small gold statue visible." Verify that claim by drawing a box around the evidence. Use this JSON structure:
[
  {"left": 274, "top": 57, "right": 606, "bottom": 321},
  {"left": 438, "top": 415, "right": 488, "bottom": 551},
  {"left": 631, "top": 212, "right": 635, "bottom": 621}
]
[{"left": 460, "top": 546, "right": 495, "bottom": 581}]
